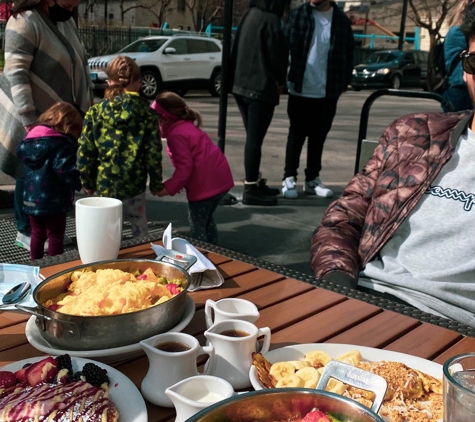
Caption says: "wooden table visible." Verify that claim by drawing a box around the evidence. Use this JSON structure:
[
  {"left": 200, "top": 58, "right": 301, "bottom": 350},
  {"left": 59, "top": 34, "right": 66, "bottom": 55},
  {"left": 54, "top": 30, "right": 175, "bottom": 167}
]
[{"left": 2, "top": 240, "right": 475, "bottom": 421}]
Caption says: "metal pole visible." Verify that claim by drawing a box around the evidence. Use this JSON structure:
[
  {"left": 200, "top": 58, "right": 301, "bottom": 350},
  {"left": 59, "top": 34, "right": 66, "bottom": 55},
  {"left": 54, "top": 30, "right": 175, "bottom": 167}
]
[
  {"left": 397, "top": 0, "right": 408, "bottom": 50},
  {"left": 217, "top": 0, "right": 239, "bottom": 205},
  {"left": 217, "top": 0, "right": 233, "bottom": 153},
  {"left": 104, "top": 0, "right": 108, "bottom": 25}
]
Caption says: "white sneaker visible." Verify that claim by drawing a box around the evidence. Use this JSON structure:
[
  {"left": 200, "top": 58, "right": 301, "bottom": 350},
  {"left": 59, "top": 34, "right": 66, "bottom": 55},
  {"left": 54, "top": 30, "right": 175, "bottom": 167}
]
[
  {"left": 15, "top": 232, "right": 31, "bottom": 251},
  {"left": 45, "top": 234, "right": 72, "bottom": 250},
  {"left": 304, "top": 178, "right": 333, "bottom": 198},
  {"left": 282, "top": 176, "right": 298, "bottom": 199}
]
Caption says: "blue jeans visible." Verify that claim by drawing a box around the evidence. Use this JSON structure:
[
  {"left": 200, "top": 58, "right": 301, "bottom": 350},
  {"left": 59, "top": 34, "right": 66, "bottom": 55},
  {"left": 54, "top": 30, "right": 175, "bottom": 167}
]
[{"left": 15, "top": 178, "right": 30, "bottom": 235}]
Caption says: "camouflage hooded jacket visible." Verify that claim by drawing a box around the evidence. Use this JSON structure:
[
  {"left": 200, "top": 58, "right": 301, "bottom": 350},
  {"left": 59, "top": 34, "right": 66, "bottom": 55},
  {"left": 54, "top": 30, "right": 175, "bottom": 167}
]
[
  {"left": 311, "top": 110, "right": 473, "bottom": 282},
  {"left": 78, "top": 92, "right": 163, "bottom": 200}
]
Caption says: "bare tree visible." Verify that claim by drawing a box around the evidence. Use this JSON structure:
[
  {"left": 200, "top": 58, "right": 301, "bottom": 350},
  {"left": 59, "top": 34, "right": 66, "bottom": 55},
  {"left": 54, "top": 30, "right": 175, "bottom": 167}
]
[
  {"left": 407, "top": 0, "right": 459, "bottom": 49},
  {"left": 185, "top": 0, "right": 225, "bottom": 31},
  {"left": 120, "top": 0, "right": 173, "bottom": 26}
]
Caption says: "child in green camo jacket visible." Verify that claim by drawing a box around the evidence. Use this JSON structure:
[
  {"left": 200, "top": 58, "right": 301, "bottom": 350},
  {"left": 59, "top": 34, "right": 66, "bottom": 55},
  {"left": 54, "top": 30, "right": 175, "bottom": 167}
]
[{"left": 78, "top": 56, "right": 163, "bottom": 239}]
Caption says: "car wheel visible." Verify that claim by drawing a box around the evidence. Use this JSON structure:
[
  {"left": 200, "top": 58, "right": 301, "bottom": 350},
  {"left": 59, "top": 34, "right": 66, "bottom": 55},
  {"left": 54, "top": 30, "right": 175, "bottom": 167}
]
[
  {"left": 209, "top": 71, "right": 221, "bottom": 97},
  {"left": 140, "top": 70, "right": 161, "bottom": 100},
  {"left": 391, "top": 75, "right": 401, "bottom": 90}
]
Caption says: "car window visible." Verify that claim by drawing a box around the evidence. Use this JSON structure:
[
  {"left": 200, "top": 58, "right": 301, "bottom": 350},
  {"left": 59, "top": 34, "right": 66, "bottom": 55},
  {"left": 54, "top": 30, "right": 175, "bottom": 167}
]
[
  {"left": 187, "top": 39, "right": 210, "bottom": 54},
  {"left": 119, "top": 39, "right": 167, "bottom": 53},
  {"left": 365, "top": 52, "right": 399, "bottom": 64},
  {"left": 207, "top": 41, "right": 221, "bottom": 53},
  {"left": 403, "top": 52, "right": 415, "bottom": 65},
  {"left": 168, "top": 39, "right": 187, "bottom": 54}
]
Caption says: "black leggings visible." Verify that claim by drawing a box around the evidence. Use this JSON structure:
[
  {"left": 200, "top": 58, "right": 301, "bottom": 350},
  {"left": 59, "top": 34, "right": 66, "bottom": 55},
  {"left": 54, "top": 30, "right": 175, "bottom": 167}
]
[{"left": 234, "top": 94, "right": 275, "bottom": 182}]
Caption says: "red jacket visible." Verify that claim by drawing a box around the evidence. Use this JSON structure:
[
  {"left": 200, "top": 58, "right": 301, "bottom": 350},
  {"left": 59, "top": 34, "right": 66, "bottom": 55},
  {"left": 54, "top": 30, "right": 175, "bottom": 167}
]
[{"left": 311, "top": 110, "right": 473, "bottom": 281}]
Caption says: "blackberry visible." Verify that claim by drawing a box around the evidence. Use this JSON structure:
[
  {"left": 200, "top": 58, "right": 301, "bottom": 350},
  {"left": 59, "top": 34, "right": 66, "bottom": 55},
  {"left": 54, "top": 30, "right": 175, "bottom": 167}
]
[
  {"left": 56, "top": 354, "right": 73, "bottom": 373},
  {"left": 82, "top": 363, "right": 109, "bottom": 387}
]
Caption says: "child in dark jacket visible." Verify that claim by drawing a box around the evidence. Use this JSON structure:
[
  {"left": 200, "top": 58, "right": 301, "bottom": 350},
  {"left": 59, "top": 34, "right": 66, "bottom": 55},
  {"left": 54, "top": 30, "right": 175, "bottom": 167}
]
[{"left": 17, "top": 102, "right": 83, "bottom": 260}]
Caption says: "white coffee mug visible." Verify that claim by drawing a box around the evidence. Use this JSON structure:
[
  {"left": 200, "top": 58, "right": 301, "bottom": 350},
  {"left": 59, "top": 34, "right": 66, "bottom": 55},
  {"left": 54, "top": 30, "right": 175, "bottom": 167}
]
[
  {"left": 204, "top": 319, "right": 271, "bottom": 389},
  {"left": 205, "top": 298, "right": 260, "bottom": 328},
  {"left": 75, "top": 197, "right": 122, "bottom": 264}
]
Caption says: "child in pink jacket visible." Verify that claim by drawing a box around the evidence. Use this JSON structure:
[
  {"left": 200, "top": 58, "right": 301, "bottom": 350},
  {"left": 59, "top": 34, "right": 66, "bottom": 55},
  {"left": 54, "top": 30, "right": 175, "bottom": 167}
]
[{"left": 151, "top": 92, "right": 234, "bottom": 244}]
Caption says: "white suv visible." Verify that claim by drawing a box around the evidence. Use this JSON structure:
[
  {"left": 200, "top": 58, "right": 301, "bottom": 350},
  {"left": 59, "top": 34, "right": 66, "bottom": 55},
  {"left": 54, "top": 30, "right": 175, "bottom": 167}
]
[{"left": 88, "top": 35, "right": 222, "bottom": 99}]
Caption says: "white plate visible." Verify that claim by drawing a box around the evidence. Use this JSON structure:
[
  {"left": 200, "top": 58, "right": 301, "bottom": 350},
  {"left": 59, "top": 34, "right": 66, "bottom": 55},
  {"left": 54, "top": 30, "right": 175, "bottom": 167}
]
[
  {"left": 25, "top": 295, "right": 195, "bottom": 364},
  {"left": 1, "top": 356, "right": 147, "bottom": 422},
  {"left": 249, "top": 343, "right": 443, "bottom": 390}
]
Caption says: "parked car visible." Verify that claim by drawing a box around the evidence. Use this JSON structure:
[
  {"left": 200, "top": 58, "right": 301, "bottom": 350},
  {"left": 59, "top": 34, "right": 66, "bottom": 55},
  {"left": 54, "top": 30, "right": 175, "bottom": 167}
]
[
  {"left": 351, "top": 50, "right": 429, "bottom": 91},
  {"left": 88, "top": 35, "right": 222, "bottom": 99}
]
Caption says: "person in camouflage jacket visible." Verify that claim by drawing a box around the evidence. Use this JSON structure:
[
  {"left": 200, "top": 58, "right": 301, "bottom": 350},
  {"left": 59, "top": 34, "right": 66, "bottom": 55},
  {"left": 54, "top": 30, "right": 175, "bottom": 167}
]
[{"left": 78, "top": 56, "right": 163, "bottom": 239}]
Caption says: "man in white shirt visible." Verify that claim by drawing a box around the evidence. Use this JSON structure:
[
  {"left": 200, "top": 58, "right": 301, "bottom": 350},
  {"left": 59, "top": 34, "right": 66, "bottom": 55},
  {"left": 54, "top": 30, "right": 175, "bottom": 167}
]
[{"left": 281, "top": 0, "right": 354, "bottom": 199}]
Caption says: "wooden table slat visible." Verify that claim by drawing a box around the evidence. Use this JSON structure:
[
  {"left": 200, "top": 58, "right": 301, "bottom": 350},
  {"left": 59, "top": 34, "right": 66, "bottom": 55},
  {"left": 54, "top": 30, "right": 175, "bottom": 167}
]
[
  {"left": 269, "top": 298, "right": 383, "bottom": 346},
  {"left": 327, "top": 310, "right": 421, "bottom": 348},
  {"left": 384, "top": 323, "right": 463, "bottom": 359}
]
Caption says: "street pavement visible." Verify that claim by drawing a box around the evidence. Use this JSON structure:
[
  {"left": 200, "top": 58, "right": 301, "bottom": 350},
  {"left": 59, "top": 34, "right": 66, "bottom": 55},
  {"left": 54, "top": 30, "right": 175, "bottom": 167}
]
[{"left": 0, "top": 89, "right": 444, "bottom": 276}]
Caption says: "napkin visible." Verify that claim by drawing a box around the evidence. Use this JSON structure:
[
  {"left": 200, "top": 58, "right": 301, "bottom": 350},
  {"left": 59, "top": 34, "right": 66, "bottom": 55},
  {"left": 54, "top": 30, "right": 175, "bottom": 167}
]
[
  {"left": 0, "top": 264, "right": 43, "bottom": 310},
  {"left": 151, "top": 224, "right": 225, "bottom": 292}
]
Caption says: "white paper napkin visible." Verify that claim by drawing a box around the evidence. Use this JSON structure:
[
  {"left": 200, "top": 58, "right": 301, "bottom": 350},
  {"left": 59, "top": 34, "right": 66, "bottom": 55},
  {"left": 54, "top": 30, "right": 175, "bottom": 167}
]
[
  {"left": 151, "top": 224, "right": 225, "bottom": 292},
  {"left": 0, "top": 264, "right": 43, "bottom": 310}
]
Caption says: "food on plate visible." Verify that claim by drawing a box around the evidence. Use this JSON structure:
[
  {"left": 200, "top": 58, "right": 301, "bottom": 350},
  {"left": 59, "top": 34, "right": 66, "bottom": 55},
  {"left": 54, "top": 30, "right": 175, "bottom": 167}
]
[
  {"left": 43, "top": 267, "right": 185, "bottom": 316},
  {"left": 252, "top": 350, "right": 443, "bottom": 422},
  {"left": 301, "top": 408, "right": 342, "bottom": 422},
  {"left": 0, "top": 355, "right": 118, "bottom": 421}
]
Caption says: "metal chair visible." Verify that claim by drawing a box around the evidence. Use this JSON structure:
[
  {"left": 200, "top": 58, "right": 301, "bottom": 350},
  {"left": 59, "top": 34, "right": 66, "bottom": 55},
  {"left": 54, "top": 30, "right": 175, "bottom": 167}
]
[{"left": 354, "top": 89, "right": 454, "bottom": 175}]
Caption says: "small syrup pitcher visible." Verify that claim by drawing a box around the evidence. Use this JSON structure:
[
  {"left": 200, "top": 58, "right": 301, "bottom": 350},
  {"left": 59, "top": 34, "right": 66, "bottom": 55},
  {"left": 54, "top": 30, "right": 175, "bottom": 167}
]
[
  {"left": 165, "top": 375, "right": 235, "bottom": 422},
  {"left": 140, "top": 332, "right": 215, "bottom": 408},
  {"left": 204, "top": 319, "right": 271, "bottom": 389},
  {"left": 205, "top": 298, "right": 260, "bottom": 328}
]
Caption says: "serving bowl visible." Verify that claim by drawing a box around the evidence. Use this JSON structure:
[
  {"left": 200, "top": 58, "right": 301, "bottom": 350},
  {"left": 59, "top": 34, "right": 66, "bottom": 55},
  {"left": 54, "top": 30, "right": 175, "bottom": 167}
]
[
  {"left": 16, "top": 256, "right": 195, "bottom": 350},
  {"left": 186, "top": 389, "right": 384, "bottom": 422}
]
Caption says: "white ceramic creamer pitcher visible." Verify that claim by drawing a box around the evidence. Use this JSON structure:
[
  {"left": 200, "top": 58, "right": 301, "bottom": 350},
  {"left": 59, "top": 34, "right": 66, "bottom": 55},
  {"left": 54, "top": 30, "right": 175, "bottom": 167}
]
[
  {"left": 165, "top": 375, "right": 235, "bottom": 422},
  {"left": 205, "top": 298, "right": 260, "bottom": 328},
  {"left": 140, "top": 332, "right": 215, "bottom": 407},
  {"left": 204, "top": 319, "right": 271, "bottom": 389}
]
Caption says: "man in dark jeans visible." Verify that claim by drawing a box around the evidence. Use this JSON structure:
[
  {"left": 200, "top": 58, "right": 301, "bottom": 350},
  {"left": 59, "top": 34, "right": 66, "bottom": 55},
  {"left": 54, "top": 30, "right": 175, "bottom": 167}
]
[{"left": 281, "top": 0, "right": 354, "bottom": 199}]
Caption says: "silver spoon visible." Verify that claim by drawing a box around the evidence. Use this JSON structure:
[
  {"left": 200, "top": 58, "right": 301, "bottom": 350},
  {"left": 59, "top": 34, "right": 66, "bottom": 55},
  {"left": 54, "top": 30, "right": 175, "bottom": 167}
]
[{"left": 0, "top": 282, "right": 32, "bottom": 308}]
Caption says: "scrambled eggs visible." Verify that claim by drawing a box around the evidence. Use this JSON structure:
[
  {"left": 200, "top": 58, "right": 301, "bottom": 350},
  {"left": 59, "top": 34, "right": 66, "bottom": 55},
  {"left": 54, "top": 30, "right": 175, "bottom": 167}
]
[{"left": 44, "top": 268, "right": 185, "bottom": 316}]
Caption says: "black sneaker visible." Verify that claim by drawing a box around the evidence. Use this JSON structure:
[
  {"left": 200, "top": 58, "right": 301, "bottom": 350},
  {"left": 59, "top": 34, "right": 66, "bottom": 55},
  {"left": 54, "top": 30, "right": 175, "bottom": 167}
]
[
  {"left": 258, "top": 179, "right": 280, "bottom": 196},
  {"left": 242, "top": 184, "right": 277, "bottom": 206}
]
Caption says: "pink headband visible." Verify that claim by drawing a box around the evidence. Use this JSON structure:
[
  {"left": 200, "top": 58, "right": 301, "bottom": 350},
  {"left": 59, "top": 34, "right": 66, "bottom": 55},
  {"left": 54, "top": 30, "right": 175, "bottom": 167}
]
[{"left": 151, "top": 101, "right": 179, "bottom": 121}]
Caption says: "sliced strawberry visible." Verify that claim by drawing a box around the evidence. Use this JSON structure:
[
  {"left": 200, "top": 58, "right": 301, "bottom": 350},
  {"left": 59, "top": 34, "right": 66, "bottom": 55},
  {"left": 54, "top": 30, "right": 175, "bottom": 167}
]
[
  {"left": 0, "top": 371, "right": 17, "bottom": 388},
  {"left": 25, "top": 357, "right": 58, "bottom": 386},
  {"left": 302, "top": 409, "right": 331, "bottom": 422},
  {"left": 14, "top": 367, "right": 28, "bottom": 383}
]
